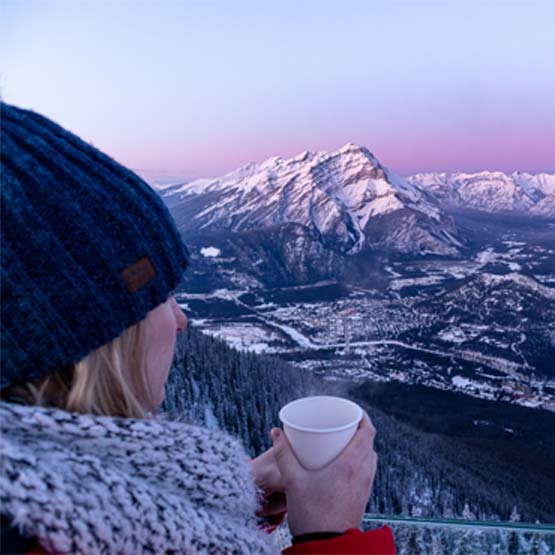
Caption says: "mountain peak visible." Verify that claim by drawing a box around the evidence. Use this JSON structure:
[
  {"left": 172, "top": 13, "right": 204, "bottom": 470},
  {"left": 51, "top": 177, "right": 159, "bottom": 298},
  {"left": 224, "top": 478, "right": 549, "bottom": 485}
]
[
  {"left": 339, "top": 142, "right": 363, "bottom": 151},
  {"left": 240, "top": 144, "right": 381, "bottom": 176},
  {"left": 292, "top": 149, "right": 315, "bottom": 163},
  {"left": 338, "top": 142, "right": 373, "bottom": 157},
  {"left": 335, "top": 143, "right": 383, "bottom": 173}
]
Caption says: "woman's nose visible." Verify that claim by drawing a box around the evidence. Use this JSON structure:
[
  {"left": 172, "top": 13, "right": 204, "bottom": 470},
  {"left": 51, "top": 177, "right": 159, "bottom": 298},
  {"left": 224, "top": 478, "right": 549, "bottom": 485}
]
[{"left": 174, "top": 302, "right": 188, "bottom": 333}]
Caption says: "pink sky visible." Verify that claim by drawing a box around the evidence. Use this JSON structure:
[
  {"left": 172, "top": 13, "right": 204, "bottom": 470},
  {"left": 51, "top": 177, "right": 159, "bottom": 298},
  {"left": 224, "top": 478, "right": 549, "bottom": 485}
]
[{"left": 2, "top": 1, "right": 554, "bottom": 180}]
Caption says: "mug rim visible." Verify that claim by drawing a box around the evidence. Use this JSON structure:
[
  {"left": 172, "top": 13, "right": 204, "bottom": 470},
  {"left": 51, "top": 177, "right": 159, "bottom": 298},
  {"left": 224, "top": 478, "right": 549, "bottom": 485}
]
[{"left": 278, "top": 395, "right": 363, "bottom": 433}]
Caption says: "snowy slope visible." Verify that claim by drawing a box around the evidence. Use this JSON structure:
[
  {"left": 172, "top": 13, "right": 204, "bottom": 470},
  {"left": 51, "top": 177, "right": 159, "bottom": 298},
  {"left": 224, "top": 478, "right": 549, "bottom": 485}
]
[
  {"left": 408, "top": 171, "right": 555, "bottom": 216},
  {"left": 164, "top": 144, "right": 462, "bottom": 255}
]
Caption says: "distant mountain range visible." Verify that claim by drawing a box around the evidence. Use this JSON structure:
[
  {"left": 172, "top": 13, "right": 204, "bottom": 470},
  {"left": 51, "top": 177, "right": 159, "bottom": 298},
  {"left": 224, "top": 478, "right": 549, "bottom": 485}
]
[
  {"left": 157, "top": 145, "right": 554, "bottom": 258},
  {"left": 408, "top": 171, "right": 555, "bottom": 216}
]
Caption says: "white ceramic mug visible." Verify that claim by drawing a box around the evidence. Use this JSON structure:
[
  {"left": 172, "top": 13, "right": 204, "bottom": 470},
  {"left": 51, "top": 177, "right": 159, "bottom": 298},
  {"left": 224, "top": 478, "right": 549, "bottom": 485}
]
[{"left": 278, "top": 395, "right": 363, "bottom": 470}]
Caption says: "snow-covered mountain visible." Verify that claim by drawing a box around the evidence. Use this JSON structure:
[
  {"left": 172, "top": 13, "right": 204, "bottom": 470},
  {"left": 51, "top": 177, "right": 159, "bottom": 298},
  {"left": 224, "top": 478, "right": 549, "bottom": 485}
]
[
  {"left": 408, "top": 171, "right": 555, "bottom": 216},
  {"left": 164, "top": 144, "right": 463, "bottom": 255}
]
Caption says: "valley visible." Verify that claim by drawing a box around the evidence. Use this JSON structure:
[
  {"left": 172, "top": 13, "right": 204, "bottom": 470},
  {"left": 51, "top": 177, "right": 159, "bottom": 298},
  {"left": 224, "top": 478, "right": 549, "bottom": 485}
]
[{"left": 176, "top": 223, "right": 555, "bottom": 413}]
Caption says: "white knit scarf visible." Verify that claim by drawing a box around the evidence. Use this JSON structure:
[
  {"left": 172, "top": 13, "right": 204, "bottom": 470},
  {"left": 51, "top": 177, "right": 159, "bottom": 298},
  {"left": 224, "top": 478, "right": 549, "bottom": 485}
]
[{"left": 0, "top": 401, "right": 279, "bottom": 554}]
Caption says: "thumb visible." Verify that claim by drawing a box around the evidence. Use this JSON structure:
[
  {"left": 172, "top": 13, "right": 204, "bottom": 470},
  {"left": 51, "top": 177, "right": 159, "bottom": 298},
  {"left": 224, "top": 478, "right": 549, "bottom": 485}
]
[{"left": 271, "top": 428, "right": 304, "bottom": 477}]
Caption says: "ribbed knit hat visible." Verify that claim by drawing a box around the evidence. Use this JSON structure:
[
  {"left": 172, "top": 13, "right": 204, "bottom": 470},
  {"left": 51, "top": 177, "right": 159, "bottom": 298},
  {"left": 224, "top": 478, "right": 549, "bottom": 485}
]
[{"left": 0, "top": 102, "right": 189, "bottom": 389}]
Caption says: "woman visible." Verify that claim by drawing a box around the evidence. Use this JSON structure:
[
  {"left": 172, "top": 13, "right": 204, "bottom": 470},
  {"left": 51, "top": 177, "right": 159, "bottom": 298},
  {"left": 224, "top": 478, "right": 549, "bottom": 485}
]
[{"left": 0, "top": 102, "right": 395, "bottom": 554}]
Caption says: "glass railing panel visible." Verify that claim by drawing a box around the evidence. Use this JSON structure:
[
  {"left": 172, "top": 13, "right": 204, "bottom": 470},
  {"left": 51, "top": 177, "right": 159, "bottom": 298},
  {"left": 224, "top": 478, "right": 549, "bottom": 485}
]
[
  {"left": 362, "top": 515, "right": 555, "bottom": 555},
  {"left": 271, "top": 514, "right": 555, "bottom": 554}
]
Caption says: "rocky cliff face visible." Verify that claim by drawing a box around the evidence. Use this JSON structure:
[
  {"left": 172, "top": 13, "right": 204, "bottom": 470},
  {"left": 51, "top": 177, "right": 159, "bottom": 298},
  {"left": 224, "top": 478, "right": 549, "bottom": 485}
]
[{"left": 177, "top": 223, "right": 347, "bottom": 291}]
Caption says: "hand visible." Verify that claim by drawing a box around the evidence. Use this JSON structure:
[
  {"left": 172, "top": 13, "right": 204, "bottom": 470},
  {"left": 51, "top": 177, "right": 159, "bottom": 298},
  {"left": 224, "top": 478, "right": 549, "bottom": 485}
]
[
  {"left": 249, "top": 446, "right": 287, "bottom": 517},
  {"left": 270, "top": 410, "right": 377, "bottom": 537}
]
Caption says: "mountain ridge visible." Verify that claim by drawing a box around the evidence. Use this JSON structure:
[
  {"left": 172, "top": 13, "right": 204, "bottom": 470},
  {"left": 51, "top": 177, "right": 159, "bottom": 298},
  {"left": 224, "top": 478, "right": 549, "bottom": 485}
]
[
  {"left": 164, "top": 143, "right": 463, "bottom": 256},
  {"left": 407, "top": 171, "right": 555, "bottom": 216}
]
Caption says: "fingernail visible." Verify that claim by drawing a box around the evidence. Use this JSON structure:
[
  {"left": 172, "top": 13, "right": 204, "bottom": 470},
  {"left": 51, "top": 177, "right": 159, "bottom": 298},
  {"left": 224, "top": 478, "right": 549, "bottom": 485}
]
[{"left": 271, "top": 429, "right": 280, "bottom": 441}]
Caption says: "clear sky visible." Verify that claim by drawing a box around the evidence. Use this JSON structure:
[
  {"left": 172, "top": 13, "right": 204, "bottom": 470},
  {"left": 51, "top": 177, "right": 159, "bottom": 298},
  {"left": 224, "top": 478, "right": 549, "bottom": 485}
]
[{"left": 1, "top": 0, "right": 554, "bottom": 180}]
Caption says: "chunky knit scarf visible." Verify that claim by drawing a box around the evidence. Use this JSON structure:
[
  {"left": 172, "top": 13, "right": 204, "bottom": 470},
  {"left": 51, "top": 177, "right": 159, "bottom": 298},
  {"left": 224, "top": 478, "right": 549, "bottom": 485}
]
[{"left": 0, "top": 402, "right": 278, "bottom": 554}]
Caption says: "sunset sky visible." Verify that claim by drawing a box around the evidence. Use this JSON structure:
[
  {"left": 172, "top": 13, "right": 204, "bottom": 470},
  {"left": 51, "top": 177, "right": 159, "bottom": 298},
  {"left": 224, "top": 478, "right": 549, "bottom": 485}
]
[{"left": 2, "top": 0, "right": 554, "bottom": 180}]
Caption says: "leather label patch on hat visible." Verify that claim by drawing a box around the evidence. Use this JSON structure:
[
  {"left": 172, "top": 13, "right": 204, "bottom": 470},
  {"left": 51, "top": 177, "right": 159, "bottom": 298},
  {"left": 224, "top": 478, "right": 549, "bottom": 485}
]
[{"left": 121, "top": 255, "right": 156, "bottom": 293}]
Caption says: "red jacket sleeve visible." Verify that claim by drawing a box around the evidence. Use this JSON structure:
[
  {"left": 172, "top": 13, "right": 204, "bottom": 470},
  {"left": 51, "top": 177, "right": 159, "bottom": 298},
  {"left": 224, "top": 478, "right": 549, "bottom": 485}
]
[{"left": 282, "top": 526, "right": 395, "bottom": 555}]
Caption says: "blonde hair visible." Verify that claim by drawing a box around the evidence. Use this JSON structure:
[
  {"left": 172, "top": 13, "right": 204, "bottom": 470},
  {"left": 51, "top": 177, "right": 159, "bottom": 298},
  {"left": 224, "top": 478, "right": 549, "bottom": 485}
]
[{"left": 3, "top": 319, "right": 156, "bottom": 419}]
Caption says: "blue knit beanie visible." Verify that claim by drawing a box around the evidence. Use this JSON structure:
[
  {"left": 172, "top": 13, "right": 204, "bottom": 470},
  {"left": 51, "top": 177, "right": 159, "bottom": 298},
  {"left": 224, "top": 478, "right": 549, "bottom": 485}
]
[{"left": 0, "top": 102, "right": 189, "bottom": 389}]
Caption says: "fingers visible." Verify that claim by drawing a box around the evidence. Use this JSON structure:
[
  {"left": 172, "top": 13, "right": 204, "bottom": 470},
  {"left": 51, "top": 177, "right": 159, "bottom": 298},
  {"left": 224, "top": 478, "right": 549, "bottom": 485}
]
[
  {"left": 270, "top": 428, "right": 304, "bottom": 482},
  {"left": 256, "top": 491, "right": 287, "bottom": 517},
  {"left": 364, "top": 447, "right": 378, "bottom": 475},
  {"left": 362, "top": 449, "right": 378, "bottom": 495},
  {"left": 340, "top": 411, "right": 376, "bottom": 461}
]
